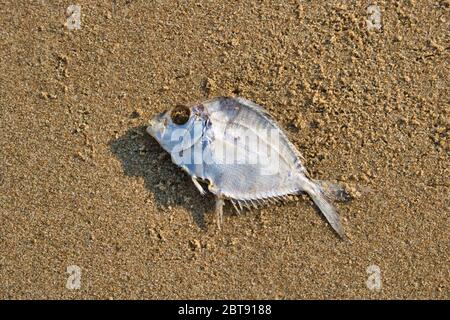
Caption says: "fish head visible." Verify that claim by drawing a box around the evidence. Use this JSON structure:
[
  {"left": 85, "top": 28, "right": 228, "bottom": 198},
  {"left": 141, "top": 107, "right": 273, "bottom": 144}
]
[
  {"left": 147, "top": 105, "right": 200, "bottom": 154},
  {"left": 147, "top": 110, "right": 171, "bottom": 142}
]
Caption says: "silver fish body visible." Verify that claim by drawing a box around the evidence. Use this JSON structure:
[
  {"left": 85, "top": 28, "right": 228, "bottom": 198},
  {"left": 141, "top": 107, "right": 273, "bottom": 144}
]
[{"left": 147, "top": 97, "right": 345, "bottom": 237}]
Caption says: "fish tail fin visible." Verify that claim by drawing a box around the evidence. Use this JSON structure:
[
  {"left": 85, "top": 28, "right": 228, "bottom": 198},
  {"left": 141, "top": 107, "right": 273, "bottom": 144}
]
[
  {"left": 299, "top": 177, "right": 346, "bottom": 238},
  {"left": 314, "top": 180, "right": 350, "bottom": 203}
]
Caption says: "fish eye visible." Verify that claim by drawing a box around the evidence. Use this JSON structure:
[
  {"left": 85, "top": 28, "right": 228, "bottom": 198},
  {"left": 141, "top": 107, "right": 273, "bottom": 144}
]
[{"left": 170, "top": 105, "right": 190, "bottom": 125}]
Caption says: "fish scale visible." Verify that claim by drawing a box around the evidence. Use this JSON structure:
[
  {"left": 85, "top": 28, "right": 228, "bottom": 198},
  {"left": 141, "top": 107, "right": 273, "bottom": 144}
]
[{"left": 147, "top": 96, "right": 347, "bottom": 237}]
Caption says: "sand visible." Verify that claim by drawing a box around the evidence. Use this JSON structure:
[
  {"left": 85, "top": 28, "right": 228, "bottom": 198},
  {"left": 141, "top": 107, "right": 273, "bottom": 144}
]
[{"left": 0, "top": 0, "right": 448, "bottom": 299}]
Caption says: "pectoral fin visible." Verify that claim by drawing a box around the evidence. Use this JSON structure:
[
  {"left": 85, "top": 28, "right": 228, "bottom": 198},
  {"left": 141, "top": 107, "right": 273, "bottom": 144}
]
[{"left": 191, "top": 176, "right": 206, "bottom": 195}]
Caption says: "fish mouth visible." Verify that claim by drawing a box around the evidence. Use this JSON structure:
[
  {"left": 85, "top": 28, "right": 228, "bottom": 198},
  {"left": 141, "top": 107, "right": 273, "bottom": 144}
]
[
  {"left": 146, "top": 112, "right": 168, "bottom": 137},
  {"left": 146, "top": 121, "right": 157, "bottom": 137}
]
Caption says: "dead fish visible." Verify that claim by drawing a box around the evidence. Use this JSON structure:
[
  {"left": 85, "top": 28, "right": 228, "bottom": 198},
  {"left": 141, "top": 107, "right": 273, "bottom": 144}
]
[{"left": 147, "top": 97, "right": 348, "bottom": 237}]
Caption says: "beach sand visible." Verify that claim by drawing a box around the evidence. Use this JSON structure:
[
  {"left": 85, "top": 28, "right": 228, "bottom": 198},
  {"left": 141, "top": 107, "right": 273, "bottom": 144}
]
[{"left": 0, "top": 0, "right": 448, "bottom": 299}]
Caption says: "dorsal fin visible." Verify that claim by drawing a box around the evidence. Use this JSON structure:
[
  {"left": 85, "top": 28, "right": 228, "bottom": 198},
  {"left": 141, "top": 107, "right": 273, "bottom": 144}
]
[
  {"left": 230, "top": 96, "right": 308, "bottom": 174},
  {"left": 234, "top": 97, "right": 271, "bottom": 116}
]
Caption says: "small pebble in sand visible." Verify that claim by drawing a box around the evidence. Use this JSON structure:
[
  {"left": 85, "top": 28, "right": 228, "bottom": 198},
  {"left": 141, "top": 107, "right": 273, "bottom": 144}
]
[{"left": 130, "top": 108, "right": 142, "bottom": 118}]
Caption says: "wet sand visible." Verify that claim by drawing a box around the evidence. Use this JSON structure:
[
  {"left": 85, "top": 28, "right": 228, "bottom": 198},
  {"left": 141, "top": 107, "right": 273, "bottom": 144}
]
[{"left": 0, "top": 1, "right": 448, "bottom": 299}]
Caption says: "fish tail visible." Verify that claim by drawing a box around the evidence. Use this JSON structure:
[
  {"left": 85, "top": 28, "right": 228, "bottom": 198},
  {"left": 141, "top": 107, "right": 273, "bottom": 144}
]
[
  {"left": 314, "top": 180, "right": 350, "bottom": 203},
  {"left": 299, "top": 177, "right": 346, "bottom": 238}
]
